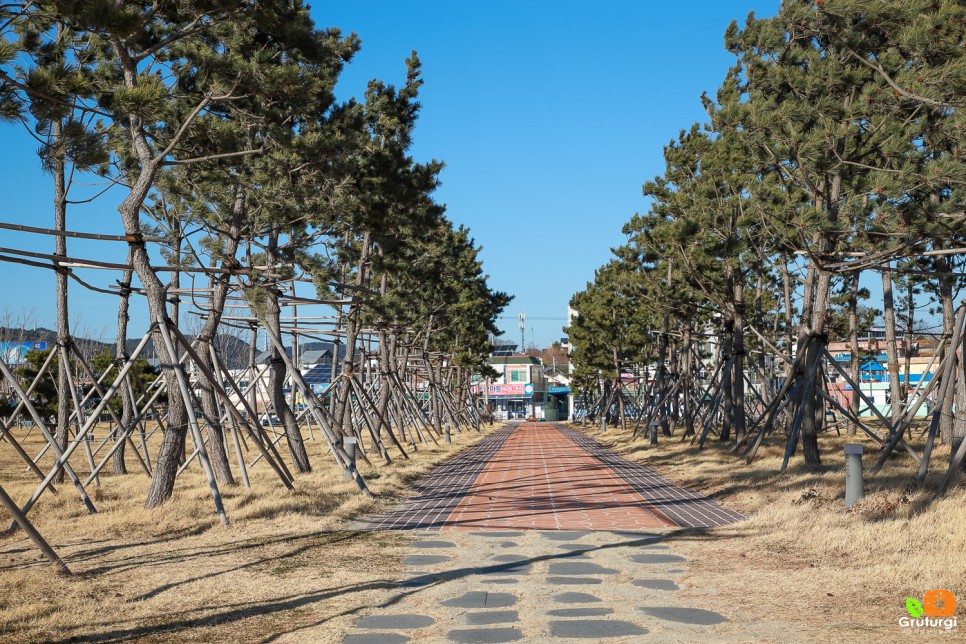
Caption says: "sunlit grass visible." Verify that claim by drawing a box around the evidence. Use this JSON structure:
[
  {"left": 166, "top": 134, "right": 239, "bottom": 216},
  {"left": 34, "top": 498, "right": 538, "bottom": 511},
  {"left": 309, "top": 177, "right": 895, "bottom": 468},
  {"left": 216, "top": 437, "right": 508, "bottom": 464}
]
[
  {"left": 573, "top": 420, "right": 966, "bottom": 637},
  {"left": 0, "top": 421, "right": 497, "bottom": 642}
]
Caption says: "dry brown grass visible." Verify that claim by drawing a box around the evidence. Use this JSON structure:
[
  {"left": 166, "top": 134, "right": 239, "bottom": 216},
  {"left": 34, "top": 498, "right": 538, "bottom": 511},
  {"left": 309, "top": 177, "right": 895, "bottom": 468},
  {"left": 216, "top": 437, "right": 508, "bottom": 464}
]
[
  {"left": 572, "top": 421, "right": 966, "bottom": 641},
  {"left": 0, "top": 422, "right": 499, "bottom": 643}
]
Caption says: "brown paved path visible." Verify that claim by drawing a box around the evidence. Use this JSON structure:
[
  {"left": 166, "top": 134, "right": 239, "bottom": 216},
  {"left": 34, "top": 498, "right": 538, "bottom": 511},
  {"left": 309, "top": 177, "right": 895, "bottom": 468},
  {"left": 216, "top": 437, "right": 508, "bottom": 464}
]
[
  {"left": 447, "top": 423, "right": 674, "bottom": 530},
  {"left": 368, "top": 423, "right": 743, "bottom": 531}
]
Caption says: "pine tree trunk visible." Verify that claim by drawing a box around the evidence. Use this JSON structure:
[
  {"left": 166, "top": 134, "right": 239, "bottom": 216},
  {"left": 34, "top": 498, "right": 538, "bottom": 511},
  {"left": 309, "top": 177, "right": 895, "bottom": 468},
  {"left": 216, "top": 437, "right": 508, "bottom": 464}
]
[
  {"left": 719, "top": 314, "right": 735, "bottom": 443},
  {"left": 107, "top": 42, "right": 192, "bottom": 507},
  {"left": 786, "top": 256, "right": 820, "bottom": 463},
  {"left": 113, "top": 258, "right": 133, "bottom": 474},
  {"left": 338, "top": 233, "right": 371, "bottom": 435},
  {"left": 656, "top": 315, "right": 670, "bottom": 435},
  {"left": 799, "top": 267, "right": 832, "bottom": 466},
  {"left": 754, "top": 260, "right": 768, "bottom": 410},
  {"left": 681, "top": 323, "right": 695, "bottom": 437},
  {"left": 601, "top": 378, "right": 611, "bottom": 427},
  {"left": 782, "top": 256, "right": 794, "bottom": 357},
  {"left": 847, "top": 271, "right": 860, "bottom": 429},
  {"left": 732, "top": 280, "right": 747, "bottom": 445},
  {"left": 937, "top": 255, "right": 955, "bottom": 445},
  {"left": 195, "top": 346, "right": 235, "bottom": 484},
  {"left": 881, "top": 266, "right": 902, "bottom": 423},
  {"left": 375, "top": 330, "right": 394, "bottom": 438},
  {"left": 192, "top": 184, "right": 245, "bottom": 485},
  {"left": 264, "top": 287, "right": 311, "bottom": 473},
  {"left": 118, "top": 187, "right": 191, "bottom": 506},
  {"left": 52, "top": 119, "right": 69, "bottom": 484},
  {"left": 903, "top": 281, "right": 915, "bottom": 406},
  {"left": 613, "top": 348, "right": 626, "bottom": 431}
]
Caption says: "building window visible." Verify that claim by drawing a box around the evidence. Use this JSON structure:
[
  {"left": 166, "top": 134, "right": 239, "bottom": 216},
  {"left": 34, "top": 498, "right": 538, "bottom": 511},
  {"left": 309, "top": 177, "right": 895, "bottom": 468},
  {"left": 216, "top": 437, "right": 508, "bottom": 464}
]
[{"left": 510, "top": 369, "right": 526, "bottom": 382}]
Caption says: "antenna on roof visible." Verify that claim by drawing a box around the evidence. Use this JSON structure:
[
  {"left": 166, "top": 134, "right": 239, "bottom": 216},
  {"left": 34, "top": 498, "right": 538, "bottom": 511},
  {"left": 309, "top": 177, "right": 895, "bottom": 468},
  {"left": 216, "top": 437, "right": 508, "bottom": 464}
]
[{"left": 519, "top": 312, "right": 525, "bottom": 353}]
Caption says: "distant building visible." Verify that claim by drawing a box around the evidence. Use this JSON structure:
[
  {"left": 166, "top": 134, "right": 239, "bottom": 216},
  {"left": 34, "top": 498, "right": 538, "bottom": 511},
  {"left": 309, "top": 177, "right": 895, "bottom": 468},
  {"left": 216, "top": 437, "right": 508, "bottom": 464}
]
[
  {"left": 473, "top": 353, "right": 549, "bottom": 421},
  {"left": 545, "top": 365, "right": 571, "bottom": 421}
]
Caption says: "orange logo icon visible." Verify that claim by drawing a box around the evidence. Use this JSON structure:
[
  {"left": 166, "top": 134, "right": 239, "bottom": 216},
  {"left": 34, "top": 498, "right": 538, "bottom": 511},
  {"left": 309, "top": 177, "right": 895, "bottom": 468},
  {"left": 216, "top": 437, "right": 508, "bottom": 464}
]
[{"left": 923, "top": 590, "right": 956, "bottom": 618}]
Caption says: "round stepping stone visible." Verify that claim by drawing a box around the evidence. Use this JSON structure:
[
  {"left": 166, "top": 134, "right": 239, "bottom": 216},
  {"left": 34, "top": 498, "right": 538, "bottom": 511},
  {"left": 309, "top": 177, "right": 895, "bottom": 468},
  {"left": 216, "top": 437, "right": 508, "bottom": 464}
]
[
  {"left": 446, "top": 627, "right": 523, "bottom": 643},
  {"left": 411, "top": 540, "right": 456, "bottom": 549},
  {"left": 403, "top": 554, "right": 450, "bottom": 566},
  {"left": 558, "top": 544, "right": 595, "bottom": 552},
  {"left": 344, "top": 634, "right": 410, "bottom": 644},
  {"left": 470, "top": 531, "right": 524, "bottom": 538},
  {"left": 485, "top": 556, "right": 531, "bottom": 574},
  {"left": 550, "top": 619, "right": 647, "bottom": 638},
  {"left": 630, "top": 553, "right": 686, "bottom": 564},
  {"left": 553, "top": 592, "right": 602, "bottom": 604},
  {"left": 441, "top": 591, "right": 518, "bottom": 609},
  {"left": 354, "top": 614, "right": 434, "bottom": 630},
  {"left": 464, "top": 610, "right": 519, "bottom": 625},
  {"left": 639, "top": 606, "right": 728, "bottom": 625},
  {"left": 642, "top": 544, "right": 670, "bottom": 550},
  {"left": 547, "top": 562, "right": 618, "bottom": 576},
  {"left": 546, "top": 576, "right": 603, "bottom": 585},
  {"left": 667, "top": 568, "right": 685, "bottom": 574},
  {"left": 547, "top": 607, "right": 614, "bottom": 617},
  {"left": 500, "top": 541, "right": 518, "bottom": 548},
  {"left": 540, "top": 531, "right": 589, "bottom": 541},
  {"left": 482, "top": 578, "right": 519, "bottom": 585},
  {"left": 632, "top": 579, "right": 679, "bottom": 591}
]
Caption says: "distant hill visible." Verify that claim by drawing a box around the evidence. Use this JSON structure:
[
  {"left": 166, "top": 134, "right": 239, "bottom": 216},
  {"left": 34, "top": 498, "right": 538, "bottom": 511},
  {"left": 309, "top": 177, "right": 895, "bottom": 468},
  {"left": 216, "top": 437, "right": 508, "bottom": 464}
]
[
  {"left": 123, "top": 333, "right": 252, "bottom": 369},
  {"left": 0, "top": 326, "right": 112, "bottom": 362},
  {"left": 0, "top": 326, "right": 253, "bottom": 369}
]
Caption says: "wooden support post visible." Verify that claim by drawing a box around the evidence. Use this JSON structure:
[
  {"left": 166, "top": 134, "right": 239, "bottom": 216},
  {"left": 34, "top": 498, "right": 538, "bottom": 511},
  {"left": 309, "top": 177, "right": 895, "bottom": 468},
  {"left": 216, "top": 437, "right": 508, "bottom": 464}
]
[
  {"left": 869, "top": 303, "right": 965, "bottom": 477},
  {"left": 916, "top": 304, "right": 966, "bottom": 485},
  {"left": 781, "top": 355, "right": 823, "bottom": 472},
  {"left": 0, "top": 356, "right": 98, "bottom": 522},
  {"left": 155, "top": 317, "right": 229, "bottom": 528},
  {"left": 258, "top": 319, "right": 372, "bottom": 497},
  {"left": 0, "top": 483, "right": 70, "bottom": 575},
  {"left": 171, "top": 324, "right": 293, "bottom": 488}
]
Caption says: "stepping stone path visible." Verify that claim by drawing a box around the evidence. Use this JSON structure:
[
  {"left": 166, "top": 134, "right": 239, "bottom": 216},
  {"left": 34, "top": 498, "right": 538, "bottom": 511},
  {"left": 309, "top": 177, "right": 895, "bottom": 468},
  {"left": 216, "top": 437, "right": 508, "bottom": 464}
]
[
  {"left": 440, "top": 591, "right": 519, "bottom": 609},
  {"left": 639, "top": 606, "right": 729, "bottom": 625},
  {"left": 411, "top": 540, "right": 456, "bottom": 549},
  {"left": 354, "top": 614, "right": 435, "bottom": 630},
  {"left": 402, "top": 554, "right": 451, "bottom": 566},
  {"left": 344, "top": 423, "right": 744, "bottom": 641},
  {"left": 550, "top": 619, "right": 648, "bottom": 638},
  {"left": 633, "top": 578, "right": 680, "bottom": 591},
  {"left": 464, "top": 610, "right": 520, "bottom": 625}
]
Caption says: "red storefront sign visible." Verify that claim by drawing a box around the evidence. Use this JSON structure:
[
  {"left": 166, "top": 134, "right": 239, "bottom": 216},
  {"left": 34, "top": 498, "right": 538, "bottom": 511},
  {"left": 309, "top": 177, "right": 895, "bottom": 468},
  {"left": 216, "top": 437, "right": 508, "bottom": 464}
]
[{"left": 471, "top": 383, "right": 533, "bottom": 397}]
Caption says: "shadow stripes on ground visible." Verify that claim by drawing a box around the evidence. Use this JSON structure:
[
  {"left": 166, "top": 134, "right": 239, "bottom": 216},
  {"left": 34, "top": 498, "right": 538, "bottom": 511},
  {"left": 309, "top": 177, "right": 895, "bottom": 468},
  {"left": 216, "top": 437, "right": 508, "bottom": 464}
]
[
  {"left": 553, "top": 424, "right": 745, "bottom": 528},
  {"left": 362, "top": 425, "right": 517, "bottom": 530}
]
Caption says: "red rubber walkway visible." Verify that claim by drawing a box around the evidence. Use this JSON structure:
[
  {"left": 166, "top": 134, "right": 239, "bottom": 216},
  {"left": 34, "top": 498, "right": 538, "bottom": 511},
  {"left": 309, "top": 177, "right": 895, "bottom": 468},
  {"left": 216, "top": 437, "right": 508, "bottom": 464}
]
[{"left": 369, "top": 423, "right": 744, "bottom": 531}]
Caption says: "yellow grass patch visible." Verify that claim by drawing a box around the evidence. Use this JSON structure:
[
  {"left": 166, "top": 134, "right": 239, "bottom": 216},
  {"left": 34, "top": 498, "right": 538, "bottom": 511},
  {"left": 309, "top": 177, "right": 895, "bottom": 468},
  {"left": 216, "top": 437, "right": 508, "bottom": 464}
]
[
  {"left": 573, "top": 422, "right": 966, "bottom": 640},
  {"left": 0, "top": 421, "right": 498, "bottom": 642}
]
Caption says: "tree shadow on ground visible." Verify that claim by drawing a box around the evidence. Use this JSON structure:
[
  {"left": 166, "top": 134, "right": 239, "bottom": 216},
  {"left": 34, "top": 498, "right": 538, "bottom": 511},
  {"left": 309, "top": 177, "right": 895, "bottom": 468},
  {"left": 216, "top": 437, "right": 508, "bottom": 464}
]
[{"left": 46, "top": 528, "right": 738, "bottom": 643}]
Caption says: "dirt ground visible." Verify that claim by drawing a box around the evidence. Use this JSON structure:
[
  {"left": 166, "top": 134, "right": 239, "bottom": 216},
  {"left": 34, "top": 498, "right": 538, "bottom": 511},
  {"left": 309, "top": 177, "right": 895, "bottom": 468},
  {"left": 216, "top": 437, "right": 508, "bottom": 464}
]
[
  {"left": 0, "top": 421, "right": 497, "bottom": 643},
  {"left": 572, "top": 421, "right": 966, "bottom": 642}
]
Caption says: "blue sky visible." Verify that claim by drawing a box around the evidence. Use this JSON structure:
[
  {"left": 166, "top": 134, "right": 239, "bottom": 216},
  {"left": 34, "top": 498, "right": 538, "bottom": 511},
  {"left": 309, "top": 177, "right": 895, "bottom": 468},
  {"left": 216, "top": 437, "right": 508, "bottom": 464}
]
[{"left": 0, "top": 1, "right": 780, "bottom": 345}]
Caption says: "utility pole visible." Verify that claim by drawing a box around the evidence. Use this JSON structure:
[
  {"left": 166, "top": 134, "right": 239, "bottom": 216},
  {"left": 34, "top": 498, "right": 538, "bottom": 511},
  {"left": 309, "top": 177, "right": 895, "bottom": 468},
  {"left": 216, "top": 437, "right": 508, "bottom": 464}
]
[{"left": 519, "top": 312, "right": 526, "bottom": 353}]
